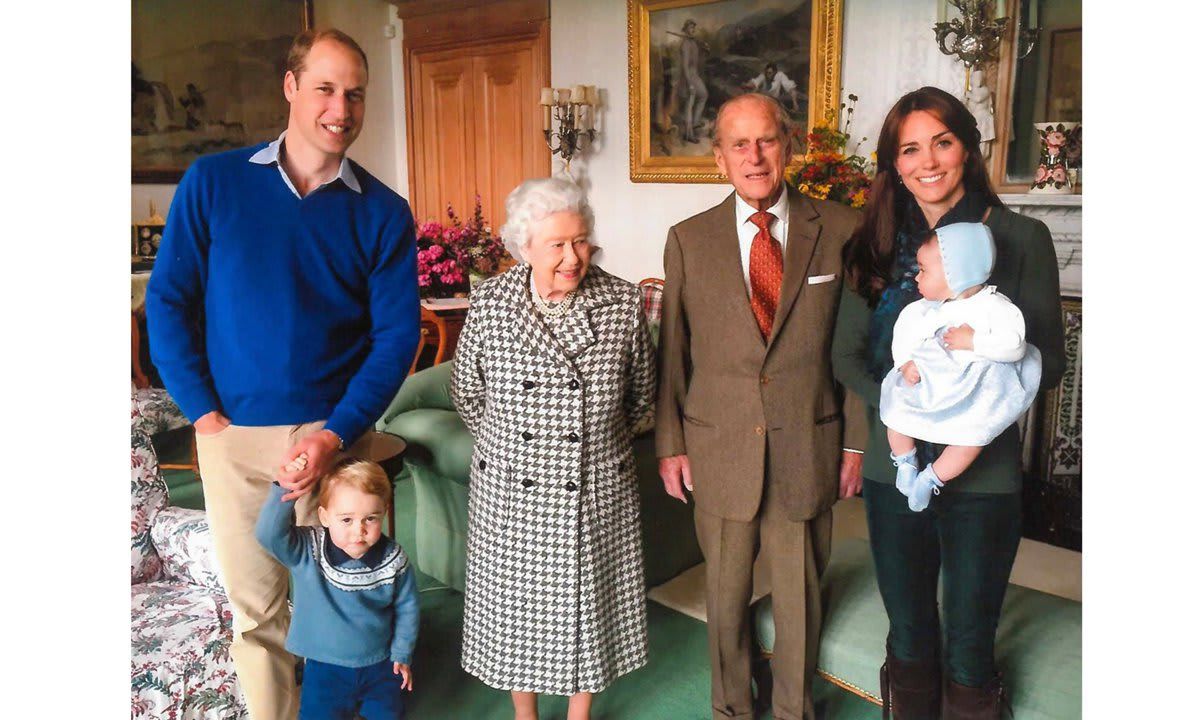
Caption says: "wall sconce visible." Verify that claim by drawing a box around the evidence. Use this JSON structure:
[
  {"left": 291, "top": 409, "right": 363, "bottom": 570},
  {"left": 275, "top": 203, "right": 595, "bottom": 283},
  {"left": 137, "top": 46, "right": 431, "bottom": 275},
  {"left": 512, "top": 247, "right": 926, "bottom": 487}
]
[
  {"left": 934, "top": 1, "right": 1008, "bottom": 69},
  {"left": 934, "top": 1, "right": 1040, "bottom": 92},
  {"left": 541, "top": 85, "right": 598, "bottom": 172}
]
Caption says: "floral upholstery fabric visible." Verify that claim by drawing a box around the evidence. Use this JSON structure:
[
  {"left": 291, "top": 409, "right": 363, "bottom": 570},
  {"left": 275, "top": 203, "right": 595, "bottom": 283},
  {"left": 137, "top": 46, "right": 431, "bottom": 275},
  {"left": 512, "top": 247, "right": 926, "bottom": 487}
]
[
  {"left": 132, "top": 385, "right": 191, "bottom": 436},
  {"left": 132, "top": 428, "right": 168, "bottom": 584},
  {"left": 131, "top": 387, "right": 246, "bottom": 718},
  {"left": 131, "top": 582, "right": 245, "bottom": 719},
  {"left": 151, "top": 507, "right": 225, "bottom": 592}
]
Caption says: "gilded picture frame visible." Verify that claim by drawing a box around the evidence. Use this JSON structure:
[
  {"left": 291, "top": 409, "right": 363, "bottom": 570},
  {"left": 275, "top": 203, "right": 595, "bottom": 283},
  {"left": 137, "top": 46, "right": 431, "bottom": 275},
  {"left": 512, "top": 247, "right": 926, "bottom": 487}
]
[
  {"left": 628, "top": 0, "right": 843, "bottom": 183},
  {"left": 132, "top": 0, "right": 314, "bottom": 184}
]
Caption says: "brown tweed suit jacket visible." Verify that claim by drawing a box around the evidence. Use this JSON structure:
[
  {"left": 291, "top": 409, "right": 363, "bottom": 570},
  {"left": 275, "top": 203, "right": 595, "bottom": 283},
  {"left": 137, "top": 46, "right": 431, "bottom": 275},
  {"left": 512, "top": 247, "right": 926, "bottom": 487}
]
[{"left": 655, "top": 186, "right": 867, "bottom": 522}]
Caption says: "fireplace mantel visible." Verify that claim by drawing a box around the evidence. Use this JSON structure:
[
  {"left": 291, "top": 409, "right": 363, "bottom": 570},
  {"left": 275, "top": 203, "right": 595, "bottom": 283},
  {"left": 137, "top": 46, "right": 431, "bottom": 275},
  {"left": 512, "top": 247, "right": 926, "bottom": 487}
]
[{"left": 1000, "top": 193, "right": 1082, "bottom": 298}]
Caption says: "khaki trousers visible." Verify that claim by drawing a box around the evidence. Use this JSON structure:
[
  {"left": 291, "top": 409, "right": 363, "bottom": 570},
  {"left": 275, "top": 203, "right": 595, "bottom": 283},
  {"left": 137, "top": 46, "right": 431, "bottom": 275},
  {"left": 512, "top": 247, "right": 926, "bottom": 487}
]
[
  {"left": 196, "top": 420, "right": 369, "bottom": 720},
  {"left": 694, "top": 481, "right": 833, "bottom": 720}
]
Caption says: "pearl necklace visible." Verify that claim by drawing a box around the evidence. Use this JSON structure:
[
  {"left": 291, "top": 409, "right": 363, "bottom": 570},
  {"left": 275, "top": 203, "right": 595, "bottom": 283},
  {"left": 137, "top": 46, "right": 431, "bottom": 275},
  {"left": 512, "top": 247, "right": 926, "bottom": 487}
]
[{"left": 531, "top": 287, "right": 578, "bottom": 317}]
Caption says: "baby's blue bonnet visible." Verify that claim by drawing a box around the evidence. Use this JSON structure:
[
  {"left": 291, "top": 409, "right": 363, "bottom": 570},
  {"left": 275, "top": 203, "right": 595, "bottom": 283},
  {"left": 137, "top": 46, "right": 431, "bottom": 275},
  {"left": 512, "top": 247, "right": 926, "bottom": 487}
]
[{"left": 935, "top": 222, "right": 995, "bottom": 296}]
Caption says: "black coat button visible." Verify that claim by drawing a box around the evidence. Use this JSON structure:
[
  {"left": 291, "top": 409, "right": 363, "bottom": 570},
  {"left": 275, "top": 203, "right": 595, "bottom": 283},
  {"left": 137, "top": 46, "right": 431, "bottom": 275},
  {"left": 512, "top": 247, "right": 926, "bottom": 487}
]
[
  {"left": 522, "top": 479, "right": 534, "bottom": 488},
  {"left": 523, "top": 380, "right": 536, "bottom": 390},
  {"left": 479, "top": 460, "right": 487, "bottom": 470},
  {"left": 565, "top": 481, "right": 577, "bottom": 491},
  {"left": 522, "top": 431, "right": 533, "bottom": 441},
  {"left": 567, "top": 432, "right": 580, "bottom": 442},
  {"left": 568, "top": 379, "right": 580, "bottom": 390}
]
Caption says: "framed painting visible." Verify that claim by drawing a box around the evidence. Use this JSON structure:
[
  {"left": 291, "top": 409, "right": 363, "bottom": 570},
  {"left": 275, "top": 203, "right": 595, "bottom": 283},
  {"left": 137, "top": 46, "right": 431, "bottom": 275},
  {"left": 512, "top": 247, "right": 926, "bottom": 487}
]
[
  {"left": 1044, "top": 28, "right": 1082, "bottom": 122},
  {"left": 628, "top": 0, "right": 843, "bottom": 183},
  {"left": 132, "top": 0, "right": 314, "bottom": 183}
]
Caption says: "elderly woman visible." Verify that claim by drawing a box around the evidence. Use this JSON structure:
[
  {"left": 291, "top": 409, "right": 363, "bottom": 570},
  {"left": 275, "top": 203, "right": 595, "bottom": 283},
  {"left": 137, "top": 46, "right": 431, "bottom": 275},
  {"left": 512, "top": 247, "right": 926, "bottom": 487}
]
[
  {"left": 450, "top": 177, "right": 655, "bottom": 720},
  {"left": 832, "top": 87, "right": 1065, "bottom": 719}
]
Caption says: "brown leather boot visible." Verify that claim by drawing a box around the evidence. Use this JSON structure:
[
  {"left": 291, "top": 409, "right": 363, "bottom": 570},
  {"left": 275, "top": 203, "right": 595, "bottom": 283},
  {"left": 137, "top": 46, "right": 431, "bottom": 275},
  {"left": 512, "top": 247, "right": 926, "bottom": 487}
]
[
  {"left": 942, "top": 675, "right": 1009, "bottom": 720},
  {"left": 879, "top": 646, "right": 940, "bottom": 719}
]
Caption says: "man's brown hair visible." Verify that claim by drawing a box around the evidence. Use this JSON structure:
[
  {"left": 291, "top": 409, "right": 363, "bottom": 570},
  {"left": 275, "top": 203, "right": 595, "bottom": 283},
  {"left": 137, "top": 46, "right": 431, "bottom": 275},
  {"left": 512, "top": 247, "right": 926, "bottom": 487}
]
[{"left": 286, "top": 28, "right": 369, "bottom": 80}]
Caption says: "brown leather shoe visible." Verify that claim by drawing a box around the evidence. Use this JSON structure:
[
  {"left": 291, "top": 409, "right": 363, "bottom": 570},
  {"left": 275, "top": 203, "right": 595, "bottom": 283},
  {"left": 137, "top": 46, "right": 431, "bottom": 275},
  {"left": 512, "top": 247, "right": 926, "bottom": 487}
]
[
  {"left": 880, "top": 646, "right": 940, "bottom": 719},
  {"left": 942, "top": 675, "right": 1009, "bottom": 720}
]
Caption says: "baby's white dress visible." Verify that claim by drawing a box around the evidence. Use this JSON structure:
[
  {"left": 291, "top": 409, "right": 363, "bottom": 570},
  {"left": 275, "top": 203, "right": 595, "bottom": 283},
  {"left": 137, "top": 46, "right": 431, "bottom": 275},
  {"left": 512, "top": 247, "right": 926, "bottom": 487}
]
[{"left": 879, "top": 286, "right": 1042, "bottom": 447}]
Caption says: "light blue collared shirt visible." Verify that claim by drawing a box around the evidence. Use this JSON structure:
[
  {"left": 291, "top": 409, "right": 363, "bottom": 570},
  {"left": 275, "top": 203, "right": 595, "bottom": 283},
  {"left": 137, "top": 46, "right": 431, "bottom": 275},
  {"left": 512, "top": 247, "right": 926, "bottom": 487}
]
[{"left": 248, "top": 131, "right": 361, "bottom": 198}]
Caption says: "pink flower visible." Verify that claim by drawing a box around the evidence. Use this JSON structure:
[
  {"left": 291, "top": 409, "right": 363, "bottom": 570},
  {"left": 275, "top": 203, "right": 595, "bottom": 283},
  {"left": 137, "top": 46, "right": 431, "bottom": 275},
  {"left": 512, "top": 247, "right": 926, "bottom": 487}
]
[
  {"left": 1051, "top": 166, "right": 1068, "bottom": 183},
  {"left": 1045, "top": 131, "right": 1066, "bottom": 149},
  {"left": 1034, "top": 165, "right": 1049, "bottom": 183},
  {"left": 418, "top": 273, "right": 432, "bottom": 287}
]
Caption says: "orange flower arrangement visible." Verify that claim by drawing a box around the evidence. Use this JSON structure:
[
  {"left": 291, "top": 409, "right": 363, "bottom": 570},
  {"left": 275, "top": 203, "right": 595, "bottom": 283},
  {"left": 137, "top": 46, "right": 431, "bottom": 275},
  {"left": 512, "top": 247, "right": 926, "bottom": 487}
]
[{"left": 786, "top": 94, "right": 874, "bottom": 208}]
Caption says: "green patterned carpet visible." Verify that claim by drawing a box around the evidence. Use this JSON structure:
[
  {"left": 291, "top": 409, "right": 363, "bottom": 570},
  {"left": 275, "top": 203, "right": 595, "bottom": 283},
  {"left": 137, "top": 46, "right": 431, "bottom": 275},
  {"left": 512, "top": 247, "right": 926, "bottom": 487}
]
[{"left": 156, "top": 428, "right": 878, "bottom": 719}]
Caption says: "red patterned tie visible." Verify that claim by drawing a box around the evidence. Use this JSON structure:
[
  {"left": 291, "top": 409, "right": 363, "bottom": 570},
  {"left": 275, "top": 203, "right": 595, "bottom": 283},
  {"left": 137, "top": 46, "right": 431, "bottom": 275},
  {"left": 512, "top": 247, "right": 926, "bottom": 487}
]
[{"left": 748, "top": 210, "right": 783, "bottom": 339}]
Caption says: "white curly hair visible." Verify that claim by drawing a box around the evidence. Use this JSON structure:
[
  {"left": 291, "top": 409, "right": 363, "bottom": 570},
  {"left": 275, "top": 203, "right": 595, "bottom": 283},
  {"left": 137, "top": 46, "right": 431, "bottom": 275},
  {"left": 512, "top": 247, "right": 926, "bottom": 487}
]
[{"left": 500, "top": 177, "right": 595, "bottom": 260}]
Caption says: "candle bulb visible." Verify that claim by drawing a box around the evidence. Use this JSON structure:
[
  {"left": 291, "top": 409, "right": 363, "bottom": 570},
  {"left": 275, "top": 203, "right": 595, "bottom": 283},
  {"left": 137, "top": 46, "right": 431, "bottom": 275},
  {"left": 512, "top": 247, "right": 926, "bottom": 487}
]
[
  {"left": 543, "top": 105, "right": 551, "bottom": 131},
  {"left": 540, "top": 87, "right": 554, "bottom": 106}
]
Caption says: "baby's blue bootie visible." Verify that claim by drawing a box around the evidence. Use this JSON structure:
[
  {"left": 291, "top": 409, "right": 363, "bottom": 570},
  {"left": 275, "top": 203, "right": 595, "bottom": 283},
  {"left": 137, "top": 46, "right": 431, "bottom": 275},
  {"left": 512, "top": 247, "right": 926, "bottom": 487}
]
[
  {"left": 891, "top": 448, "right": 919, "bottom": 496},
  {"left": 908, "top": 465, "right": 945, "bottom": 512}
]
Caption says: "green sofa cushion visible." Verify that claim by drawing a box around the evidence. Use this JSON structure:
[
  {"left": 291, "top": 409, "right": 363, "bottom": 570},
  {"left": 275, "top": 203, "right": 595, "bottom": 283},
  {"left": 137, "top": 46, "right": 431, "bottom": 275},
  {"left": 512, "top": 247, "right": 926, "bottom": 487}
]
[
  {"left": 383, "top": 408, "right": 474, "bottom": 484},
  {"left": 378, "top": 362, "right": 458, "bottom": 426},
  {"left": 753, "top": 538, "right": 1081, "bottom": 719}
]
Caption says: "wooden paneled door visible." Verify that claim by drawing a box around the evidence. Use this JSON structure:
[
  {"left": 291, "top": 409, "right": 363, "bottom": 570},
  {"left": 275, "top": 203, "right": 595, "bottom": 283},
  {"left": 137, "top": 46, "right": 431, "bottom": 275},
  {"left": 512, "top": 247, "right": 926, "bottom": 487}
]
[{"left": 403, "top": 0, "right": 551, "bottom": 228}]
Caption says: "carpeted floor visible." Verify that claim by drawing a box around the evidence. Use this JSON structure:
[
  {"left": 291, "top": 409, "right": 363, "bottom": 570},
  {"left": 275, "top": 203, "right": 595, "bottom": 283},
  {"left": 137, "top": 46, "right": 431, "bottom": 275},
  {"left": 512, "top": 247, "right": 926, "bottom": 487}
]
[{"left": 155, "top": 429, "right": 879, "bottom": 719}]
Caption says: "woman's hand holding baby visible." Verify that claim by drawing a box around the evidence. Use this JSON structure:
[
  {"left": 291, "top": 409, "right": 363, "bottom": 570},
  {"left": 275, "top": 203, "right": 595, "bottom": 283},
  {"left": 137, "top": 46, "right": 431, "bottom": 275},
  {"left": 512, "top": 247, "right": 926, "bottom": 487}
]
[
  {"left": 942, "top": 324, "right": 975, "bottom": 351},
  {"left": 901, "top": 361, "right": 921, "bottom": 386}
]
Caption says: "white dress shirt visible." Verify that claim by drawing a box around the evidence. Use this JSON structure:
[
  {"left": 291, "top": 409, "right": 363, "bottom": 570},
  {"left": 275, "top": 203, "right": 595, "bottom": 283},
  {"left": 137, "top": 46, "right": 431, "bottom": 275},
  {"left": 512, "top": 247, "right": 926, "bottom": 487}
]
[{"left": 733, "top": 189, "right": 789, "bottom": 296}]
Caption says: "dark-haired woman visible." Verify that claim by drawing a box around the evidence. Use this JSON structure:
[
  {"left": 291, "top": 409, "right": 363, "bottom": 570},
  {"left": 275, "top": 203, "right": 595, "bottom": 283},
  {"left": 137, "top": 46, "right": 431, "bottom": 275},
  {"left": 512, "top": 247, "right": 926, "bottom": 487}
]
[{"left": 831, "top": 86, "right": 1065, "bottom": 719}]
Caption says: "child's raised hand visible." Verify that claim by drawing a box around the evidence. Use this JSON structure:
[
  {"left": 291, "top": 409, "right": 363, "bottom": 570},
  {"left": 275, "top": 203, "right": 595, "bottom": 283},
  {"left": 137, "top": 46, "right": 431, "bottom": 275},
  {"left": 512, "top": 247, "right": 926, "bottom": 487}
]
[
  {"left": 901, "top": 361, "right": 921, "bottom": 386},
  {"left": 393, "top": 662, "right": 413, "bottom": 690},
  {"left": 942, "top": 324, "right": 975, "bottom": 351}
]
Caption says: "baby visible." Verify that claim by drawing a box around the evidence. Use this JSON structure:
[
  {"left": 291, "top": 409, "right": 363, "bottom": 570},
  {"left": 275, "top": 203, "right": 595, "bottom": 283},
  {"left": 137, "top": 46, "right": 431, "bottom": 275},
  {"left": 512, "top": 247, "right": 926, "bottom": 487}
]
[
  {"left": 880, "top": 222, "right": 1042, "bottom": 511},
  {"left": 256, "top": 456, "right": 419, "bottom": 719}
]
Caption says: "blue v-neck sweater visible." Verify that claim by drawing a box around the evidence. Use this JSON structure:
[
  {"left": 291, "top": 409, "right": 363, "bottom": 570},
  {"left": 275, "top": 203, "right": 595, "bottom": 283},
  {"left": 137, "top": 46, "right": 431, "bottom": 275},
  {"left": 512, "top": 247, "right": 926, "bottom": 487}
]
[{"left": 146, "top": 145, "right": 420, "bottom": 443}]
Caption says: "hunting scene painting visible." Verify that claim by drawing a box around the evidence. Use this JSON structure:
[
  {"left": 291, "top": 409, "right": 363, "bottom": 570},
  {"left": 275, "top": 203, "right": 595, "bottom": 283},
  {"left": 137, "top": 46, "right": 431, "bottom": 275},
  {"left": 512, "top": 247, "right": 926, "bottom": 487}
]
[
  {"left": 630, "top": 0, "right": 841, "bottom": 182},
  {"left": 131, "top": 0, "right": 312, "bottom": 182},
  {"left": 649, "top": 0, "right": 813, "bottom": 158}
]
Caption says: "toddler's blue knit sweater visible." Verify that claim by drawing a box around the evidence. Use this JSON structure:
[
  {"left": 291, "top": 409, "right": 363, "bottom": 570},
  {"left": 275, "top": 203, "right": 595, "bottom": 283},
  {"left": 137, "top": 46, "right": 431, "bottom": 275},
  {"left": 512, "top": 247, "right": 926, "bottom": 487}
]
[{"left": 255, "top": 483, "right": 420, "bottom": 667}]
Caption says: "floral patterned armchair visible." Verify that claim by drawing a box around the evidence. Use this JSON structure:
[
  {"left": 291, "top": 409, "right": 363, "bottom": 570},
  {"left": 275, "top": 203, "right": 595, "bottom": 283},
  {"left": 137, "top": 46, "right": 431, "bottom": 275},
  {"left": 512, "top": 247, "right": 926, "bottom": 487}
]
[{"left": 131, "top": 387, "right": 246, "bottom": 719}]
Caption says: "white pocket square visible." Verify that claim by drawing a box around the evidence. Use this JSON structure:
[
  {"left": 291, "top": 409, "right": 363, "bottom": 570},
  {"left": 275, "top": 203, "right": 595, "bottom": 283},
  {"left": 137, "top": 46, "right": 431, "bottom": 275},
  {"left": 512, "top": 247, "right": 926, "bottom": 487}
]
[{"left": 807, "top": 273, "right": 836, "bottom": 285}]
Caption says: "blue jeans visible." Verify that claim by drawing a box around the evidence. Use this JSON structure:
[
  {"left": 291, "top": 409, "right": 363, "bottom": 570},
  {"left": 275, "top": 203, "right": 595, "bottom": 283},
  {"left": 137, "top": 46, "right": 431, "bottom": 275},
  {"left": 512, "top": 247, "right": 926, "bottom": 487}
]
[
  {"left": 299, "top": 658, "right": 407, "bottom": 720},
  {"left": 862, "top": 479, "right": 1022, "bottom": 687}
]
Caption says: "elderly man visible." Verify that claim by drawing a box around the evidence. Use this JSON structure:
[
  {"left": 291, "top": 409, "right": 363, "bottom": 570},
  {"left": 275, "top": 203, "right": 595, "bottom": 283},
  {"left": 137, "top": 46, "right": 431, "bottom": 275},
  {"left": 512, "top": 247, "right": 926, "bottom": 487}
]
[
  {"left": 656, "top": 93, "right": 865, "bottom": 720},
  {"left": 147, "top": 28, "right": 420, "bottom": 718}
]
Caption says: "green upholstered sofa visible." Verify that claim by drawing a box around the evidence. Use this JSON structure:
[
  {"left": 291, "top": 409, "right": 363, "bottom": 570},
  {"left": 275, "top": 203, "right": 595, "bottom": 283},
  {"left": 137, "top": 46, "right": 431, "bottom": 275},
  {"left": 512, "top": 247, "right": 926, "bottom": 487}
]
[
  {"left": 376, "top": 360, "right": 703, "bottom": 592},
  {"left": 754, "top": 538, "right": 1082, "bottom": 719}
]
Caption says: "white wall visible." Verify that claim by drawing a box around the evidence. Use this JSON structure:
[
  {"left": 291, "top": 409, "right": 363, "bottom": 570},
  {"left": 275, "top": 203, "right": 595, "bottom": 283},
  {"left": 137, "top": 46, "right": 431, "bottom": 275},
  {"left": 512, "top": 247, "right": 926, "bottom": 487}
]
[
  {"left": 131, "top": 0, "right": 409, "bottom": 222},
  {"left": 133, "top": 0, "right": 973, "bottom": 283},
  {"left": 549, "top": 0, "right": 964, "bottom": 283}
]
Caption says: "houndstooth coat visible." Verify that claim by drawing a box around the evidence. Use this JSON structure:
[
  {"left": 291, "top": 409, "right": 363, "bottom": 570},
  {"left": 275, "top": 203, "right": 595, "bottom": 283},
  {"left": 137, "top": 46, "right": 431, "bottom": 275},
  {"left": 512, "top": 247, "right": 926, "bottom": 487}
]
[{"left": 450, "top": 263, "right": 656, "bottom": 695}]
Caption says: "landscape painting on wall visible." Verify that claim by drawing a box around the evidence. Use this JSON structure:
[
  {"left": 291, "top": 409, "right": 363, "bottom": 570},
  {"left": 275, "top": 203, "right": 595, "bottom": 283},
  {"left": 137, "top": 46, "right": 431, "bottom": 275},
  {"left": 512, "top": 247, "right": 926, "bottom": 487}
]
[
  {"left": 132, "top": 0, "right": 312, "bottom": 183},
  {"left": 628, "top": 0, "right": 842, "bottom": 182}
]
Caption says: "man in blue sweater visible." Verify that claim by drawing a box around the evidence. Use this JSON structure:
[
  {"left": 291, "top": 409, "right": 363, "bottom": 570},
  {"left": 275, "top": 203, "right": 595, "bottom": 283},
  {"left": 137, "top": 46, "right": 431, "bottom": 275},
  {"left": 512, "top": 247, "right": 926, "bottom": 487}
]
[{"left": 146, "top": 28, "right": 419, "bottom": 719}]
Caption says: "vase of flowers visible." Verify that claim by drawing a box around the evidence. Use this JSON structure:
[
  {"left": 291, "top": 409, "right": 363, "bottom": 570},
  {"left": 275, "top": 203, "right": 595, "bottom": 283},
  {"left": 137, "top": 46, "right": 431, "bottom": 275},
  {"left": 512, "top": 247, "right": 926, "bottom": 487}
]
[
  {"left": 416, "top": 196, "right": 510, "bottom": 298},
  {"left": 1030, "top": 121, "right": 1080, "bottom": 194},
  {"left": 785, "top": 93, "right": 874, "bottom": 208}
]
